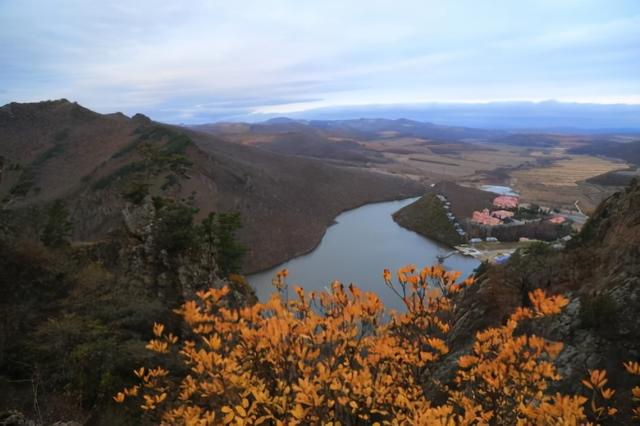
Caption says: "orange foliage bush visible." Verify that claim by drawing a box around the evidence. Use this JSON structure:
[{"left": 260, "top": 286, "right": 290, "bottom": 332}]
[{"left": 115, "top": 265, "right": 639, "bottom": 425}]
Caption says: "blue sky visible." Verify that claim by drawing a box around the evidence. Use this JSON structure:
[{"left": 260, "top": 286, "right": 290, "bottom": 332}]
[{"left": 1, "top": 0, "right": 639, "bottom": 123}]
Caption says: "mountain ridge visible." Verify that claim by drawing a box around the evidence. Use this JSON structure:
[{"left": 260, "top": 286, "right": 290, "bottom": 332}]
[{"left": 0, "top": 99, "right": 423, "bottom": 272}]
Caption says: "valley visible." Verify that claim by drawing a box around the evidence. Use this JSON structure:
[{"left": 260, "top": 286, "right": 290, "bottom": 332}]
[
  {"left": 2, "top": 101, "right": 640, "bottom": 425},
  {"left": 197, "top": 117, "right": 636, "bottom": 216},
  {"left": 4, "top": 2, "right": 640, "bottom": 423},
  {"left": 2, "top": 100, "right": 636, "bottom": 277}
]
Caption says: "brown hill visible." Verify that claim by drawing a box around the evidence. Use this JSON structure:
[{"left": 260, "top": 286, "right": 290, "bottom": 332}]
[
  {"left": 569, "top": 139, "right": 640, "bottom": 166},
  {"left": 192, "top": 120, "right": 388, "bottom": 164},
  {"left": 192, "top": 118, "right": 504, "bottom": 166},
  {"left": 0, "top": 100, "right": 423, "bottom": 272}
]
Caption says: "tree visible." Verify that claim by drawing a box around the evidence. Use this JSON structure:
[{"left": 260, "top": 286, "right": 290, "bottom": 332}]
[
  {"left": 40, "top": 200, "right": 72, "bottom": 247},
  {"left": 152, "top": 197, "right": 198, "bottom": 256},
  {"left": 211, "top": 212, "right": 246, "bottom": 276},
  {"left": 198, "top": 212, "right": 246, "bottom": 277}
]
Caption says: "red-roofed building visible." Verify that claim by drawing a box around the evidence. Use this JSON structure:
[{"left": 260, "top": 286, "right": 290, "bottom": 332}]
[
  {"left": 548, "top": 215, "right": 566, "bottom": 224},
  {"left": 472, "top": 209, "right": 503, "bottom": 226},
  {"left": 493, "top": 195, "right": 519, "bottom": 209},
  {"left": 492, "top": 210, "right": 515, "bottom": 220}
]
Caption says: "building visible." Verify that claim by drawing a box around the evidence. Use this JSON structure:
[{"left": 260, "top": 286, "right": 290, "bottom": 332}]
[
  {"left": 493, "top": 195, "right": 519, "bottom": 209},
  {"left": 492, "top": 210, "right": 515, "bottom": 220},
  {"left": 548, "top": 215, "right": 566, "bottom": 224},
  {"left": 471, "top": 209, "right": 503, "bottom": 226}
]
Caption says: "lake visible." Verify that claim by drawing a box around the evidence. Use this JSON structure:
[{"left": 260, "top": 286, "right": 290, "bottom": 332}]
[
  {"left": 248, "top": 197, "right": 480, "bottom": 312},
  {"left": 479, "top": 185, "right": 519, "bottom": 196}
]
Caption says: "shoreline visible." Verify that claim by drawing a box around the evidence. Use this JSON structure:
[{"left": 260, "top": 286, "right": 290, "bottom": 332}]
[
  {"left": 391, "top": 193, "right": 465, "bottom": 250},
  {"left": 392, "top": 216, "right": 459, "bottom": 250},
  {"left": 244, "top": 193, "right": 423, "bottom": 275}
]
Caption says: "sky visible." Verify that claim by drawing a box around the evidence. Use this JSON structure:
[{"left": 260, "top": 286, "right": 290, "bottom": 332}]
[{"left": 1, "top": 0, "right": 639, "bottom": 123}]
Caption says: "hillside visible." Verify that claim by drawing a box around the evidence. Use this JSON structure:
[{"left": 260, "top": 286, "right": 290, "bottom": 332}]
[
  {"left": 191, "top": 120, "right": 388, "bottom": 164},
  {"left": 0, "top": 100, "right": 423, "bottom": 272},
  {"left": 587, "top": 168, "right": 640, "bottom": 187},
  {"left": 194, "top": 117, "right": 503, "bottom": 145},
  {"left": 569, "top": 139, "right": 640, "bottom": 166},
  {"left": 444, "top": 179, "right": 640, "bottom": 407},
  {"left": 191, "top": 118, "right": 508, "bottom": 170},
  {"left": 392, "top": 192, "right": 464, "bottom": 247}
]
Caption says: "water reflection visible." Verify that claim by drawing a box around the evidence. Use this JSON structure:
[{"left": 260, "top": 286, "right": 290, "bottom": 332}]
[{"left": 479, "top": 185, "right": 519, "bottom": 196}]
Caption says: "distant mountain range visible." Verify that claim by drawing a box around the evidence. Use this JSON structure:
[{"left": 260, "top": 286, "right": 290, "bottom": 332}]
[
  {"left": 193, "top": 116, "right": 640, "bottom": 161},
  {"left": 201, "top": 101, "right": 640, "bottom": 132}
]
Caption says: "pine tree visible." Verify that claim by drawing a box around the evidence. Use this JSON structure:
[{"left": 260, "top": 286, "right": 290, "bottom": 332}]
[{"left": 41, "top": 200, "right": 72, "bottom": 247}]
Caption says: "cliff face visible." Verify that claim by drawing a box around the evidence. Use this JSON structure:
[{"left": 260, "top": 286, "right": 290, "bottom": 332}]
[
  {"left": 117, "top": 196, "right": 253, "bottom": 304},
  {"left": 547, "top": 179, "right": 640, "bottom": 393},
  {"left": 445, "top": 179, "right": 640, "bottom": 398}
]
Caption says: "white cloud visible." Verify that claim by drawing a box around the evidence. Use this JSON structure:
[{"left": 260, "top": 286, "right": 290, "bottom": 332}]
[{"left": 0, "top": 0, "right": 639, "bottom": 122}]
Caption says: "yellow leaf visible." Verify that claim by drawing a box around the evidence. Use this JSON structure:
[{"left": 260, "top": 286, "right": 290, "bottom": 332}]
[
  {"left": 235, "top": 404, "right": 247, "bottom": 417},
  {"left": 291, "top": 404, "right": 306, "bottom": 419},
  {"left": 153, "top": 322, "right": 164, "bottom": 337},
  {"left": 222, "top": 411, "right": 235, "bottom": 424}
]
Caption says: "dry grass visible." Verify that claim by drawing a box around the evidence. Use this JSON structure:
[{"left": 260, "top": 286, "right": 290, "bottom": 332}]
[{"left": 510, "top": 154, "right": 627, "bottom": 212}]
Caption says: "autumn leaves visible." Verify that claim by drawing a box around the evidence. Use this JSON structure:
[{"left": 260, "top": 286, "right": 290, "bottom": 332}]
[{"left": 115, "top": 265, "right": 640, "bottom": 425}]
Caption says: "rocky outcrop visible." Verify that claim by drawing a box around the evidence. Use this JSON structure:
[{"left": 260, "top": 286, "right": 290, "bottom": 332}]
[
  {"left": 546, "top": 277, "right": 640, "bottom": 394},
  {"left": 118, "top": 196, "right": 253, "bottom": 304},
  {"left": 544, "top": 179, "right": 640, "bottom": 394}
]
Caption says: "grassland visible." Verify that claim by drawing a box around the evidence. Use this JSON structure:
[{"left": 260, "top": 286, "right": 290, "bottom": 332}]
[{"left": 509, "top": 155, "right": 627, "bottom": 212}]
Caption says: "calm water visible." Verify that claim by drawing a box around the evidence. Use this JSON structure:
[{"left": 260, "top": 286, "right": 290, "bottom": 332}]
[
  {"left": 479, "top": 185, "right": 519, "bottom": 196},
  {"left": 248, "top": 197, "right": 480, "bottom": 312}
]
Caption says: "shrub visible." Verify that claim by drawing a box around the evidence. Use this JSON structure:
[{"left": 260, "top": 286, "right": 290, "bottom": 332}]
[
  {"left": 116, "top": 265, "right": 628, "bottom": 425},
  {"left": 122, "top": 180, "right": 151, "bottom": 205}
]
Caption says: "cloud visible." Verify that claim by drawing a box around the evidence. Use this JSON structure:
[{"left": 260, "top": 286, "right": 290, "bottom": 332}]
[{"left": 1, "top": 0, "right": 639, "bottom": 122}]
